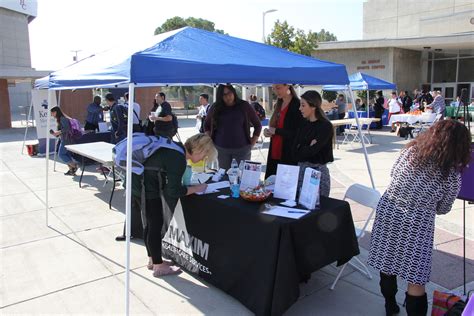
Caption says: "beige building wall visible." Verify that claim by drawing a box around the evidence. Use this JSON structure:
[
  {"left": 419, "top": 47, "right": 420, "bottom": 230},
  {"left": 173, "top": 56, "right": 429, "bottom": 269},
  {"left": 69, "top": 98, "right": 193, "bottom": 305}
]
[
  {"left": 314, "top": 48, "right": 423, "bottom": 93},
  {"left": 0, "top": 7, "right": 32, "bottom": 68},
  {"left": 363, "top": 0, "right": 474, "bottom": 39}
]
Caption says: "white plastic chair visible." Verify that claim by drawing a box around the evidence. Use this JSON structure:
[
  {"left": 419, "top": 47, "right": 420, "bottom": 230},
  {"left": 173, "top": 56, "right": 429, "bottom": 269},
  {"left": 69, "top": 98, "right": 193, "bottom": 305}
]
[
  {"left": 252, "top": 135, "right": 266, "bottom": 160},
  {"left": 330, "top": 183, "right": 381, "bottom": 290}
]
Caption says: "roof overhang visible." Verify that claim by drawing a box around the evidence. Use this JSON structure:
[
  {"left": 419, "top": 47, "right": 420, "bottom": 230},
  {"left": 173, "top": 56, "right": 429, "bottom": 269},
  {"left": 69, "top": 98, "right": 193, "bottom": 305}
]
[{"left": 316, "top": 32, "right": 474, "bottom": 52}]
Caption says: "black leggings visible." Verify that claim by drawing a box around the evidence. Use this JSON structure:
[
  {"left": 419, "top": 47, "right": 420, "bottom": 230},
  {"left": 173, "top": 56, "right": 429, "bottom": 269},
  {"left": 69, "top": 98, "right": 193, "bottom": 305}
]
[{"left": 144, "top": 198, "right": 165, "bottom": 264}]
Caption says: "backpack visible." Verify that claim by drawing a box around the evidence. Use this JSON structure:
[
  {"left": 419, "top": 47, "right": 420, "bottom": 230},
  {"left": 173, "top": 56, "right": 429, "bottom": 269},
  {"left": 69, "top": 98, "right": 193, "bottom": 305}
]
[
  {"left": 253, "top": 102, "right": 266, "bottom": 120},
  {"left": 66, "top": 118, "right": 83, "bottom": 142},
  {"left": 113, "top": 133, "right": 184, "bottom": 175},
  {"left": 154, "top": 113, "right": 179, "bottom": 138}
]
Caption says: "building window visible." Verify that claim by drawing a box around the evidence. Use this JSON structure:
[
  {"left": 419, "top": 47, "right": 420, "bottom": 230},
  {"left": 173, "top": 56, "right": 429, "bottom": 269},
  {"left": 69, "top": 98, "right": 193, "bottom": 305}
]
[
  {"left": 458, "top": 58, "right": 474, "bottom": 82},
  {"left": 433, "top": 59, "right": 456, "bottom": 83}
]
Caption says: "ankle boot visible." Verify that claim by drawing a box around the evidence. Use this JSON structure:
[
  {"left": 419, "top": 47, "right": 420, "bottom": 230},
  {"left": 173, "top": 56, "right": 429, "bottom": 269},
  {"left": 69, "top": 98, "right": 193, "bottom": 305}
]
[
  {"left": 380, "top": 272, "right": 400, "bottom": 315},
  {"left": 405, "top": 292, "right": 427, "bottom": 316}
]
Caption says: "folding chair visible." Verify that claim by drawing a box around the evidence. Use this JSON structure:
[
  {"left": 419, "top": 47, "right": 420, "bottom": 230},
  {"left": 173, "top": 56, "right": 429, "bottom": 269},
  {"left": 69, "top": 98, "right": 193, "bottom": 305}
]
[
  {"left": 330, "top": 183, "right": 381, "bottom": 290},
  {"left": 340, "top": 121, "right": 372, "bottom": 146}
]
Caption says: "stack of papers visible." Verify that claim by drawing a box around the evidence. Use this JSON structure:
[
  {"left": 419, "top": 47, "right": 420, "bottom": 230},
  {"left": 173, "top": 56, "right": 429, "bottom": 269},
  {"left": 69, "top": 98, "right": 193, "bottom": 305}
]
[
  {"left": 196, "top": 181, "right": 230, "bottom": 195},
  {"left": 191, "top": 173, "right": 213, "bottom": 185},
  {"left": 261, "top": 206, "right": 309, "bottom": 219}
]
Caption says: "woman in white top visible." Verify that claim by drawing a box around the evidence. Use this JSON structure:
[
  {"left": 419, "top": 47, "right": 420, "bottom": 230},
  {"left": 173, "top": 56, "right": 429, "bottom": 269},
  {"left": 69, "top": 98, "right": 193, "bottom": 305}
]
[{"left": 388, "top": 91, "right": 402, "bottom": 132}]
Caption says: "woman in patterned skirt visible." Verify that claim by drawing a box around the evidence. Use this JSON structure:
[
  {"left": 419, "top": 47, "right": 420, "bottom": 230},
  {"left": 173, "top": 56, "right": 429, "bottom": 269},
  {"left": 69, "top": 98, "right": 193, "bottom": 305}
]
[{"left": 367, "top": 119, "right": 471, "bottom": 316}]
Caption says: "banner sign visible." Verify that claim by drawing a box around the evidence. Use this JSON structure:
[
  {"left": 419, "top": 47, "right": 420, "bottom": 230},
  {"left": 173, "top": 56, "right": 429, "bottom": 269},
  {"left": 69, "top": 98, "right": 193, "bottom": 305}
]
[
  {"left": 162, "top": 204, "right": 212, "bottom": 275},
  {"left": 31, "top": 90, "right": 57, "bottom": 139}
]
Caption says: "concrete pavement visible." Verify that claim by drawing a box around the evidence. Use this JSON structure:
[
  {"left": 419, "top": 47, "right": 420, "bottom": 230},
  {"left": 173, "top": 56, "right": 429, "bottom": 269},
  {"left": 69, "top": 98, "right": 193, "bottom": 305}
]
[{"left": 1, "top": 117, "right": 472, "bottom": 315}]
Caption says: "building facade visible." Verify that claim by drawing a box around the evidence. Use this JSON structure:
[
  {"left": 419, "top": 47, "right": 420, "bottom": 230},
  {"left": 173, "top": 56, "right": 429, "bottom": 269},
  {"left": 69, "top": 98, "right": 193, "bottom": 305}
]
[
  {"left": 0, "top": 0, "right": 48, "bottom": 128},
  {"left": 314, "top": 0, "right": 474, "bottom": 104}
]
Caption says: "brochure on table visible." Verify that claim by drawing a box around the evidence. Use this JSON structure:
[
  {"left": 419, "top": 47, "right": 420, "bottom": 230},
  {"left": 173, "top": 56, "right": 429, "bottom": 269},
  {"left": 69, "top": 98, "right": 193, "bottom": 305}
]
[
  {"left": 240, "top": 160, "right": 262, "bottom": 190},
  {"left": 273, "top": 164, "right": 300, "bottom": 201},
  {"left": 262, "top": 206, "right": 309, "bottom": 219},
  {"left": 298, "top": 168, "right": 321, "bottom": 210}
]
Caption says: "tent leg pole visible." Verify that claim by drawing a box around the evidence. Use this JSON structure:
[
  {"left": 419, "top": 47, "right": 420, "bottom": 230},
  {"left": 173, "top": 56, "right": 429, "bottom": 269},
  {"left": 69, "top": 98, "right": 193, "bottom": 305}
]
[
  {"left": 45, "top": 90, "right": 54, "bottom": 227},
  {"left": 124, "top": 83, "right": 135, "bottom": 316}
]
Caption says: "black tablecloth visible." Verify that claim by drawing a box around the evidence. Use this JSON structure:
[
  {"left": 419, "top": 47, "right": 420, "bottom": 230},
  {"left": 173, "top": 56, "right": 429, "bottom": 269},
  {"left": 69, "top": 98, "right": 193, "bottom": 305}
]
[{"left": 162, "top": 190, "right": 359, "bottom": 316}]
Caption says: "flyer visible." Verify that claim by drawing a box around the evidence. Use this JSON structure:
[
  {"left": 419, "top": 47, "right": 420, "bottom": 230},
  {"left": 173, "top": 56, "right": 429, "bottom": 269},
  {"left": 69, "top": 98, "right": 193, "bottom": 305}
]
[
  {"left": 273, "top": 164, "right": 299, "bottom": 201},
  {"left": 298, "top": 168, "right": 321, "bottom": 210},
  {"left": 239, "top": 160, "right": 262, "bottom": 190}
]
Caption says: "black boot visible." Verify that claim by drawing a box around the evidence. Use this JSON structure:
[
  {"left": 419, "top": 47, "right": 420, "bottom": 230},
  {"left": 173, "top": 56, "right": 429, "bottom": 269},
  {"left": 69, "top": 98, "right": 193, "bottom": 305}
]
[
  {"left": 405, "top": 292, "right": 427, "bottom": 316},
  {"left": 380, "top": 272, "right": 400, "bottom": 315}
]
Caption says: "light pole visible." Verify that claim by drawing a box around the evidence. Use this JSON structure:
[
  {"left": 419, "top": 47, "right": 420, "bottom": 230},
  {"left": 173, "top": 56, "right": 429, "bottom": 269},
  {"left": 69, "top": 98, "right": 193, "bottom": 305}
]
[
  {"left": 71, "top": 50, "right": 81, "bottom": 62},
  {"left": 262, "top": 9, "right": 277, "bottom": 43},
  {"left": 262, "top": 9, "right": 277, "bottom": 114}
]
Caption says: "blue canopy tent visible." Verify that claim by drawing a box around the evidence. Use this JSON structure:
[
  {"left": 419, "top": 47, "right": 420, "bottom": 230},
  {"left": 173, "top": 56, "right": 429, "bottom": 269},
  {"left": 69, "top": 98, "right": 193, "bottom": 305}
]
[
  {"left": 323, "top": 72, "right": 396, "bottom": 91},
  {"left": 323, "top": 72, "right": 397, "bottom": 118},
  {"left": 41, "top": 27, "right": 375, "bottom": 315}
]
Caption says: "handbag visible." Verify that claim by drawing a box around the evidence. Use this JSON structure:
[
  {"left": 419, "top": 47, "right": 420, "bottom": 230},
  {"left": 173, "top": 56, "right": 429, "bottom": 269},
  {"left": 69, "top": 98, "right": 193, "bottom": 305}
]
[{"left": 431, "top": 290, "right": 471, "bottom": 316}]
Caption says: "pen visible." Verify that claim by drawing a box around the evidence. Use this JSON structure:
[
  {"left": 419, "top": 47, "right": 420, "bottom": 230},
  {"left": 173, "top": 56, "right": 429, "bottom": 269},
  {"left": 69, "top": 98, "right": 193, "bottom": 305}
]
[{"left": 288, "top": 210, "right": 307, "bottom": 214}]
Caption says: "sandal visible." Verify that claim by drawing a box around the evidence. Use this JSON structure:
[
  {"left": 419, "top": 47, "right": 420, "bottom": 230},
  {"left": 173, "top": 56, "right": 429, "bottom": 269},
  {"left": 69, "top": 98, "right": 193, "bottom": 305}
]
[
  {"left": 152, "top": 265, "right": 181, "bottom": 277},
  {"left": 147, "top": 259, "right": 174, "bottom": 270}
]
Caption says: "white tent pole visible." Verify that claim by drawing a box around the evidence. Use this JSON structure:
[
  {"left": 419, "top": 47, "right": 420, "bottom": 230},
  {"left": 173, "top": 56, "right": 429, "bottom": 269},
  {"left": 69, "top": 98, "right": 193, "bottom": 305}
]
[
  {"left": 45, "top": 89, "right": 53, "bottom": 226},
  {"left": 124, "top": 83, "right": 135, "bottom": 316},
  {"left": 298, "top": 85, "right": 302, "bottom": 96},
  {"left": 367, "top": 90, "right": 370, "bottom": 117},
  {"left": 242, "top": 86, "right": 247, "bottom": 100},
  {"left": 21, "top": 98, "right": 34, "bottom": 155},
  {"left": 213, "top": 86, "right": 217, "bottom": 102},
  {"left": 262, "top": 86, "right": 266, "bottom": 111},
  {"left": 346, "top": 86, "right": 376, "bottom": 189}
]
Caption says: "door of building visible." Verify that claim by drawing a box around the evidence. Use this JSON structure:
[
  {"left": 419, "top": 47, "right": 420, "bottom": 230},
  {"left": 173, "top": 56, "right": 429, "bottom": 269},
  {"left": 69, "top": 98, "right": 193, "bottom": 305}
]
[{"left": 432, "top": 83, "right": 456, "bottom": 105}]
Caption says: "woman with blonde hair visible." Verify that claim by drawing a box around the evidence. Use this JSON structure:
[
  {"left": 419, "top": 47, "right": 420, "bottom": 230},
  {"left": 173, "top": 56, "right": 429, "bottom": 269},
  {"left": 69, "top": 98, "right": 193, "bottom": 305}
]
[
  {"left": 368, "top": 120, "right": 472, "bottom": 315},
  {"left": 143, "top": 133, "right": 217, "bottom": 277},
  {"left": 263, "top": 84, "right": 303, "bottom": 178}
]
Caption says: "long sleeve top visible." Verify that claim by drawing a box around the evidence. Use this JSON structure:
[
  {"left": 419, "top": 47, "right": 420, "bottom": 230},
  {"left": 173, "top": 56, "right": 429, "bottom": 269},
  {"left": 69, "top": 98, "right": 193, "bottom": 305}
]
[
  {"left": 143, "top": 147, "right": 187, "bottom": 203},
  {"left": 85, "top": 103, "right": 104, "bottom": 125},
  {"left": 204, "top": 100, "right": 261, "bottom": 149},
  {"left": 292, "top": 119, "right": 334, "bottom": 165}
]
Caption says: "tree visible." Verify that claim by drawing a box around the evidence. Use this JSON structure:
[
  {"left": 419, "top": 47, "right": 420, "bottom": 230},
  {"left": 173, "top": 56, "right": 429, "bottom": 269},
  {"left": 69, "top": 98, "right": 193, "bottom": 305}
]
[
  {"left": 322, "top": 90, "right": 338, "bottom": 103},
  {"left": 266, "top": 20, "right": 337, "bottom": 56},
  {"left": 155, "top": 16, "right": 224, "bottom": 35},
  {"left": 154, "top": 17, "right": 224, "bottom": 108}
]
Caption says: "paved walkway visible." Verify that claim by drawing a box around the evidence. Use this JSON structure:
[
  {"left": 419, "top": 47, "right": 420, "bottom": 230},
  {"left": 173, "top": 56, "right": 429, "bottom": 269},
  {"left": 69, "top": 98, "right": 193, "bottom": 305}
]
[{"left": 1, "top": 118, "right": 472, "bottom": 315}]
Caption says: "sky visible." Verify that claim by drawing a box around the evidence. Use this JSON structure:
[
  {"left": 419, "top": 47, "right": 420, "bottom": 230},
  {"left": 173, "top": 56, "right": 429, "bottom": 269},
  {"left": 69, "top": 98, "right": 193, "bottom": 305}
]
[{"left": 28, "top": 0, "right": 364, "bottom": 71}]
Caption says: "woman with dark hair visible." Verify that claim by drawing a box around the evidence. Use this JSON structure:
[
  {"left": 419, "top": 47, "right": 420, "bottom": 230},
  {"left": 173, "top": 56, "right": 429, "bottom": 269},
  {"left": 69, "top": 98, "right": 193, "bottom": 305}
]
[
  {"left": 204, "top": 84, "right": 262, "bottom": 170},
  {"left": 373, "top": 90, "right": 385, "bottom": 130},
  {"left": 263, "top": 84, "right": 303, "bottom": 178},
  {"left": 292, "top": 90, "right": 334, "bottom": 197},
  {"left": 368, "top": 119, "right": 472, "bottom": 316},
  {"left": 50, "top": 106, "right": 78, "bottom": 175}
]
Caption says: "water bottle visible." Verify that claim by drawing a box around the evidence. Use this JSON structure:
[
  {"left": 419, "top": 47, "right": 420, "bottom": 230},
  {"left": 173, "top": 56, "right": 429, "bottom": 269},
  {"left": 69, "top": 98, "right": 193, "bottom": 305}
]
[
  {"left": 230, "top": 158, "right": 240, "bottom": 198},
  {"left": 238, "top": 160, "right": 244, "bottom": 180},
  {"left": 231, "top": 158, "right": 238, "bottom": 171}
]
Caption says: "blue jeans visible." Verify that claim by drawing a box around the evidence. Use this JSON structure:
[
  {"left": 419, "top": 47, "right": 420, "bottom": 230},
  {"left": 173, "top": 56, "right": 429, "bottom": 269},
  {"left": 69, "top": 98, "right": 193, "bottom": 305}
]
[{"left": 58, "top": 140, "right": 74, "bottom": 164}]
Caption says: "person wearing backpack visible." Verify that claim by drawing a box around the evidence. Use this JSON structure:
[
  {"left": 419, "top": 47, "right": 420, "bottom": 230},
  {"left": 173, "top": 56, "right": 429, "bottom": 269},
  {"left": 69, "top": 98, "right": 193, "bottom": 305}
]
[
  {"left": 50, "top": 106, "right": 79, "bottom": 175},
  {"left": 149, "top": 92, "right": 177, "bottom": 138},
  {"left": 142, "top": 133, "right": 217, "bottom": 277},
  {"left": 249, "top": 94, "right": 266, "bottom": 121},
  {"left": 106, "top": 93, "right": 127, "bottom": 143},
  {"left": 196, "top": 93, "right": 210, "bottom": 133},
  {"left": 124, "top": 92, "right": 142, "bottom": 133}
]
